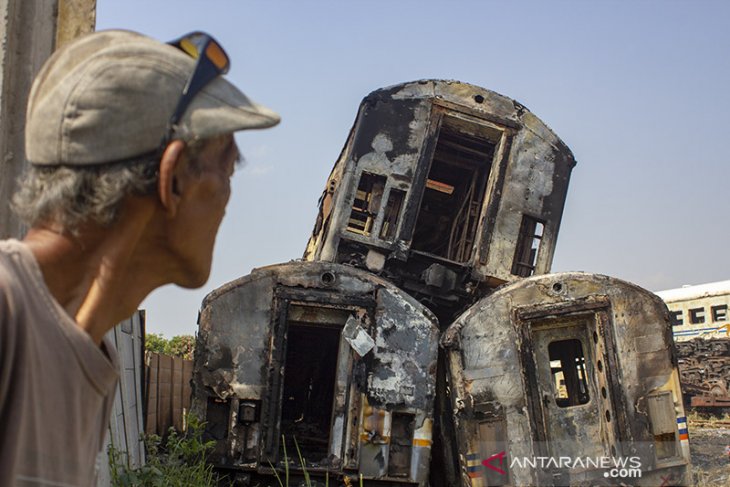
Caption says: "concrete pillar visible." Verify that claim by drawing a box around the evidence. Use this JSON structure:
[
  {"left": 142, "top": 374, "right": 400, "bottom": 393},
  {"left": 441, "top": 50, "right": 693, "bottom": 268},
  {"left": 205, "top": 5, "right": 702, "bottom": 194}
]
[
  {"left": 0, "top": 0, "right": 96, "bottom": 239},
  {"left": 56, "top": 0, "right": 96, "bottom": 49}
]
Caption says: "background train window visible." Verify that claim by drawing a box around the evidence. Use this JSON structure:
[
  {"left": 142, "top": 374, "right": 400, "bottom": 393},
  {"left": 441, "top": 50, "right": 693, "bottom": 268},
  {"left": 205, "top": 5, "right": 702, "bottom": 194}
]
[
  {"left": 711, "top": 304, "right": 728, "bottom": 322},
  {"left": 512, "top": 215, "right": 545, "bottom": 277},
  {"left": 411, "top": 116, "right": 496, "bottom": 262},
  {"left": 669, "top": 310, "right": 683, "bottom": 326},
  {"left": 548, "top": 339, "right": 590, "bottom": 407},
  {"left": 689, "top": 307, "right": 705, "bottom": 324},
  {"left": 347, "top": 172, "right": 386, "bottom": 236}
]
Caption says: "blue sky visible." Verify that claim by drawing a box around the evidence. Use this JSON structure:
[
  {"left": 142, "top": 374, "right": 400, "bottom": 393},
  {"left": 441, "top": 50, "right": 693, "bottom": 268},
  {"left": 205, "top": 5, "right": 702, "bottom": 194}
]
[{"left": 97, "top": 1, "right": 730, "bottom": 337}]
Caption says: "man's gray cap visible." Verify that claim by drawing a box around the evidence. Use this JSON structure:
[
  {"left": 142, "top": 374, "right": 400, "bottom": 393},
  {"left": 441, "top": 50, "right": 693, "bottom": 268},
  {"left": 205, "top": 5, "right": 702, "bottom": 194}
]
[{"left": 25, "top": 29, "right": 280, "bottom": 166}]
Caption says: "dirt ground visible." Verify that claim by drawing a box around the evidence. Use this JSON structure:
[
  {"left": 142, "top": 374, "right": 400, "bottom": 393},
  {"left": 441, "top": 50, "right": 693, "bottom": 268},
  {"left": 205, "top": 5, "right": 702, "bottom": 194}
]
[{"left": 689, "top": 421, "right": 730, "bottom": 486}]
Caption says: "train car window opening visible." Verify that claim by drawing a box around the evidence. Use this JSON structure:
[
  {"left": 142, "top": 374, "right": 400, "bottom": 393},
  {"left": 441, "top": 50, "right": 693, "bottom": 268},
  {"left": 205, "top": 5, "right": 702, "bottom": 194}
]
[
  {"left": 347, "top": 172, "right": 386, "bottom": 236},
  {"left": 388, "top": 412, "right": 415, "bottom": 477},
  {"left": 411, "top": 117, "right": 496, "bottom": 263},
  {"left": 548, "top": 339, "right": 590, "bottom": 407},
  {"left": 379, "top": 189, "right": 406, "bottom": 240},
  {"left": 280, "top": 320, "right": 342, "bottom": 463},
  {"left": 711, "top": 304, "right": 728, "bottom": 322},
  {"left": 669, "top": 311, "right": 683, "bottom": 326},
  {"left": 689, "top": 307, "right": 705, "bottom": 324},
  {"left": 512, "top": 216, "right": 545, "bottom": 277}
]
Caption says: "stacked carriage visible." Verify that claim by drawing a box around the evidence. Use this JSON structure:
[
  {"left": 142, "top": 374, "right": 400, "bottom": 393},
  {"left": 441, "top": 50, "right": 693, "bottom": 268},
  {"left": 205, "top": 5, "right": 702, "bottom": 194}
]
[{"left": 191, "top": 80, "right": 691, "bottom": 486}]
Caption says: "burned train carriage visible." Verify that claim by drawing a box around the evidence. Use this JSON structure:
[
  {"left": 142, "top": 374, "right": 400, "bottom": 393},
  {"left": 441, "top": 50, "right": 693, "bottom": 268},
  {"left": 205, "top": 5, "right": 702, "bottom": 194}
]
[
  {"left": 304, "top": 80, "right": 576, "bottom": 319},
  {"left": 442, "top": 272, "right": 691, "bottom": 487},
  {"left": 191, "top": 262, "right": 439, "bottom": 486}
]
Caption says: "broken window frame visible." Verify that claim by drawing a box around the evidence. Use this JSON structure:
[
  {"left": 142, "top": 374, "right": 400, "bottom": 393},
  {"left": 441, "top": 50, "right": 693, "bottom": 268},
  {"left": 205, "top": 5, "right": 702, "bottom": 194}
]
[
  {"left": 512, "top": 215, "right": 545, "bottom": 277},
  {"left": 263, "top": 288, "right": 375, "bottom": 468},
  {"left": 379, "top": 188, "right": 406, "bottom": 241},
  {"left": 548, "top": 338, "right": 591, "bottom": 408},
  {"left": 405, "top": 108, "right": 507, "bottom": 265},
  {"left": 346, "top": 172, "right": 387, "bottom": 237}
]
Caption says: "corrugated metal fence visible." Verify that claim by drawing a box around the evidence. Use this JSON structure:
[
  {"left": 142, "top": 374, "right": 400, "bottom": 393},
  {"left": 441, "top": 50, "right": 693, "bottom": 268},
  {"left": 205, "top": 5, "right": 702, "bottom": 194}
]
[{"left": 98, "top": 311, "right": 146, "bottom": 485}]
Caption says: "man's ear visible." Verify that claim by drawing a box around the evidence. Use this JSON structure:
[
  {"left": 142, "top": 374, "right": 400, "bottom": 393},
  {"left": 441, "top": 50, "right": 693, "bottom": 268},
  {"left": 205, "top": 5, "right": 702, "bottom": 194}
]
[{"left": 158, "top": 140, "right": 187, "bottom": 217}]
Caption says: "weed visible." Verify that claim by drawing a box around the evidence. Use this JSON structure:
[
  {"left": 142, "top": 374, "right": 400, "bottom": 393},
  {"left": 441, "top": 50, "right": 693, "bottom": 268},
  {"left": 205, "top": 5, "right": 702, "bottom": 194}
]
[
  {"left": 108, "top": 415, "right": 217, "bottom": 487},
  {"left": 269, "top": 436, "right": 336, "bottom": 487}
]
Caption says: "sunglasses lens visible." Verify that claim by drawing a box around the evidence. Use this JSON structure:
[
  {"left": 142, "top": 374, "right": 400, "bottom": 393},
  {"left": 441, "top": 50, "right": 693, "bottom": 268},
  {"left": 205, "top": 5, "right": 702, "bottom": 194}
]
[
  {"left": 178, "top": 38, "right": 201, "bottom": 59},
  {"left": 205, "top": 42, "right": 229, "bottom": 71}
]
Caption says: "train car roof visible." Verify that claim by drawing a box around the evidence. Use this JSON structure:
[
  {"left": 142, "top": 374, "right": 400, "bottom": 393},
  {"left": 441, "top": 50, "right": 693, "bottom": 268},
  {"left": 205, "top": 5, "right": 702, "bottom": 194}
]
[
  {"left": 360, "top": 79, "right": 577, "bottom": 165},
  {"left": 654, "top": 279, "right": 730, "bottom": 303}
]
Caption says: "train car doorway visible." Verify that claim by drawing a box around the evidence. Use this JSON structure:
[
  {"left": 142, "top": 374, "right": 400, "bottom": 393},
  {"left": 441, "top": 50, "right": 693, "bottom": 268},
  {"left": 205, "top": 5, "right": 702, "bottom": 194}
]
[
  {"left": 278, "top": 304, "right": 350, "bottom": 464},
  {"left": 281, "top": 322, "right": 341, "bottom": 461},
  {"left": 411, "top": 115, "right": 500, "bottom": 263},
  {"left": 524, "top": 312, "right": 620, "bottom": 474}
]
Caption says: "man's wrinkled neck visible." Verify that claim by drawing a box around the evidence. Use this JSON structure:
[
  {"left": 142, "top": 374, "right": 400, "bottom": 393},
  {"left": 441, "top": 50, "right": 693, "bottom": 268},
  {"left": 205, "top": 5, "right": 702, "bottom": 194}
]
[{"left": 22, "top": 200, "right": 168, "bottom": 345}]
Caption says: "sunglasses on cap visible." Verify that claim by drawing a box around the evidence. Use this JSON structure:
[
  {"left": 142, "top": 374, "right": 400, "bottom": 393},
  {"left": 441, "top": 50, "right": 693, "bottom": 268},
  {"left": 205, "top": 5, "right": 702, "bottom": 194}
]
[{"left": 161, "top": 31, "right": 230, "bottom": 148}]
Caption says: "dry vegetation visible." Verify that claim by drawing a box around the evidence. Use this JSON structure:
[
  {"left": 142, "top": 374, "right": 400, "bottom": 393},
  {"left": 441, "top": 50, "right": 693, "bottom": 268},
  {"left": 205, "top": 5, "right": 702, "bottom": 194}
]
[{"left": 688, "top": 412, "right": 730, "bottom": 486}]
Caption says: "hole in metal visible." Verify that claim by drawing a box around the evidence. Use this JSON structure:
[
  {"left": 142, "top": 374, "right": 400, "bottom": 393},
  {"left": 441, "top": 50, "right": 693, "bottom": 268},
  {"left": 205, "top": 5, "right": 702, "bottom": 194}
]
[{"left": 321, "top": 272, "right": 335, "bottom": 286}]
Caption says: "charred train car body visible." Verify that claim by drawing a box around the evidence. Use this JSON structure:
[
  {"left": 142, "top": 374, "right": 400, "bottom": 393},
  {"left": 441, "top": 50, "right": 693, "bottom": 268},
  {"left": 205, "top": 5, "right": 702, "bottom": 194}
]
[
  {"left": 193, "top": 80, "right": 691, "bottom": 486},
  {"left": 443, "top": 273, "right": 691, "bottom": 486},
  {"left": 304, "top": 80, "right": 576, "bottom": 320},
  {"left": 192, "top": 262, "right": 439, "bottom": 486}
]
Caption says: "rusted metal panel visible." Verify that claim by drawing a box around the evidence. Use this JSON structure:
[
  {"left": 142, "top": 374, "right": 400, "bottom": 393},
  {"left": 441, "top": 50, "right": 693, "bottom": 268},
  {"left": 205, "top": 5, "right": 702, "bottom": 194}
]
[
  {"left": 304, "top": 80, "right": 576, "bottom": 322},
  {"left": 444, "top": 272, "right": 692, "bottom": 486},
  {"left": 192, "top": 261, "right": 438, "bottom": 486}
]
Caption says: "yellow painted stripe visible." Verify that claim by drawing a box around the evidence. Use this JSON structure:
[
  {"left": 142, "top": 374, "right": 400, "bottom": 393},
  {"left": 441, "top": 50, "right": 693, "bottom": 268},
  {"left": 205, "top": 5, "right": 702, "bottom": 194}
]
[{"left": 413, "top": 438, "right": 432, "bottom": 447}]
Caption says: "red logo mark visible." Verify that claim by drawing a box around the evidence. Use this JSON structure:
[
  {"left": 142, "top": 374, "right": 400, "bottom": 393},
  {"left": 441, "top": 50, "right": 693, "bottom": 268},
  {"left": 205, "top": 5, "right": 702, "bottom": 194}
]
[
  {"left": 482, "top": 451, "right": 507, "bottom": 475},
  {"left": 660, "top": 475, "right": 672, "bottom": 487}
]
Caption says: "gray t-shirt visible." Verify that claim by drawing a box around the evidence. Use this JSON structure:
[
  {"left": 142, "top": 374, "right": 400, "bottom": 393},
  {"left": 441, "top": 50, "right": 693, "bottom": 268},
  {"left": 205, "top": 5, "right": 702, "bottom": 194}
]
[{"left": 0, "top": 239, "right": 119, "bottom": 486}]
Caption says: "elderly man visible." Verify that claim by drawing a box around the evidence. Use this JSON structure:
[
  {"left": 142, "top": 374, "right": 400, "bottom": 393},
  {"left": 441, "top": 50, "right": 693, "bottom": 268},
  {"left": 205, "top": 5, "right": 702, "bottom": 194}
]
[{"left": 0, "top": 30, "right": 279, "bottom": 485}]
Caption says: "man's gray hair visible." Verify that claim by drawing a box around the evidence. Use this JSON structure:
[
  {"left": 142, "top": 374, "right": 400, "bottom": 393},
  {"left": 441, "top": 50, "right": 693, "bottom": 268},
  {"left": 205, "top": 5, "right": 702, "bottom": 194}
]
[
  {"left": 12, "top": 155, "right": 159, "bottom": 234},
  {"left": 13, "top": 139, "right": 210, "bottom": 234}
]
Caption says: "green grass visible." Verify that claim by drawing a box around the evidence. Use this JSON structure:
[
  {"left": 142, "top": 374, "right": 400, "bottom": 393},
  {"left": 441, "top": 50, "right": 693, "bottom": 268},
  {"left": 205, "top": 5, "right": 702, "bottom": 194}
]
[{"left": 108, "top": 415, "right": 217, "bottom": 487}]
